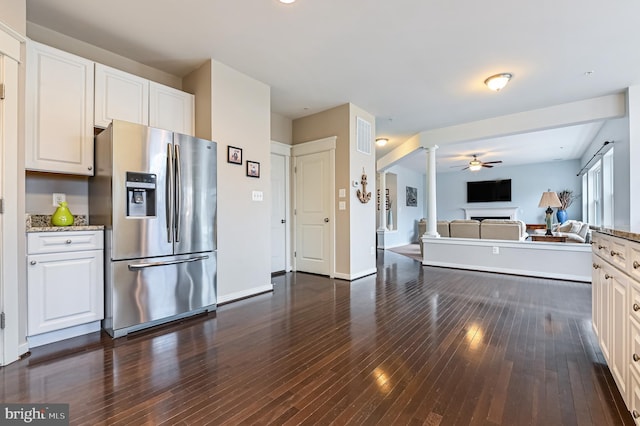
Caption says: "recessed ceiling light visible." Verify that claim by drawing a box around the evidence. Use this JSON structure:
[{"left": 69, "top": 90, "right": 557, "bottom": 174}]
[
  {"left": 375, "top": 138, "right": 388, "bottom": 147},
  {"left": 279, "top": 0, "right": 296, "bottom": 3},
  {"left": 584, "top": 71, "right": 594, "bottom": 76}
]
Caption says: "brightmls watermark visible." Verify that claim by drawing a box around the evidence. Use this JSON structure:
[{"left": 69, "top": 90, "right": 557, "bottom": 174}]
[{"left": 0, "top": 404, "right": 68, "bottom": 425}]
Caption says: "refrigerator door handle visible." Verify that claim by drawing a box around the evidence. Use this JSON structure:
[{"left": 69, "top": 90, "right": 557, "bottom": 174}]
[
  {"left": 175, "top": 144, "right": 182, "bottom": 242},
  {"left": 166, "top": 143, "right": 174, "bottom": 243},
  {"left": 127, "top": 255, "right": 209, "bottom": 270}
]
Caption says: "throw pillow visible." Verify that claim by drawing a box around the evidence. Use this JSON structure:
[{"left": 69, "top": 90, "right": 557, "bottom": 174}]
[
  {"left": 570, "top": 222, "right": 582, "bottom": 234},
  {"left": 557, "top": 222, "right": 573, "bottom": 232}
]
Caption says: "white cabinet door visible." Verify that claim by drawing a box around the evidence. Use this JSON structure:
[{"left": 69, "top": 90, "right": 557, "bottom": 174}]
[
  {"left": 94, "top": 63, "right": 149, "bottom": 128},
  {"left": 600, "top": 266, "right": 611, "bottom": 363},
  {"left": 592, "top": 256, "right": 602, "bottom": 338},
  {"left": 149, "top": 81, "right": 194, "bottom": 135},
  {"left": 26, "top": 41, "right": 95, "bottom": 175},
  {"left": 27, "top": 250, "right": 103, "bottom": 336},
  {"left": 611, "top": 270, "right": 628, "bottom": 400}
]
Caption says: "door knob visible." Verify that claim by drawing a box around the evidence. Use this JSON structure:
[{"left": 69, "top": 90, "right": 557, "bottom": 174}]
[
  {"left": 324, "top": 218, "right": 329, "bottom": 223},
  {"left": 281, "top": 219, "right": 286, "bottom": 224}
]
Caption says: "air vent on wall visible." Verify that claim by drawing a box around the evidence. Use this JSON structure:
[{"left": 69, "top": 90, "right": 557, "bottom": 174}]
[{"left": 356, "top": 117, "right": 372, "bottom": 155}]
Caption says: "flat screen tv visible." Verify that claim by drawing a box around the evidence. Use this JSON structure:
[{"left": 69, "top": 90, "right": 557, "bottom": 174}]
[{"left": 467, "top": 179, "right": 511, "bottom": 203}]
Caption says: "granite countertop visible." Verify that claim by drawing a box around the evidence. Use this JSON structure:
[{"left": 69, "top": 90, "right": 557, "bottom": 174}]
[
  {"left": 592, "top": 226, "right": 640, "bottom": 244},
  {"left": 26, "top": 214, "right": 104, "bottom": 233}
]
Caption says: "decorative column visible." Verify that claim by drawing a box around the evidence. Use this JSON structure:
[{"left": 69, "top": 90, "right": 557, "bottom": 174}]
[
  {"left": 425, "top": 145, "right": 439, "bottom": 237},
  {"left": 378, "top": 171, "right": 387, "bottom": 231},
  {"left": 377, "top": 171, "right": 387, "bottom": 249}
]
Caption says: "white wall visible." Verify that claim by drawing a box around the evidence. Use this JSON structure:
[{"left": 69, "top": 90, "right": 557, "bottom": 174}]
[
  {"left": 579, "top": 117, "right": 629, "bottom": 229},
  {"left": 436, "top": 160, "right": 582, "bottom": 224},
  {"left": 379, "top": 165, "right": 425, "bottom": 247},
  {"left": 210, "top": 59, "right": 272, "bottom": 302},
  {"left": 348, "top": 105, "right": 377, "bottom": 278}
]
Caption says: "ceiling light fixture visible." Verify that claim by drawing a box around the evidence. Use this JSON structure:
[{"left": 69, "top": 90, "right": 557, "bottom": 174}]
[
  {"left": 279, "top": 0, "right": 296, "bottom": 3},
  {"left": 484, "top": 73, "right": 513, "bottom": 92},
  {"left": 468, "top": 159, "right": 482, "bottom": 171},
  {"left": 375, "top": 138, "right": 388, "bottom": 147}
]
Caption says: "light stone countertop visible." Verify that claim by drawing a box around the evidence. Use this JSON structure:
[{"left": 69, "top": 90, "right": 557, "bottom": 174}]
[
  {"left": 26, "top": 214, "right": 104, "bottom": 233},
  {"left": 592, "top": 226, "right": 640, "bottom": 244}
]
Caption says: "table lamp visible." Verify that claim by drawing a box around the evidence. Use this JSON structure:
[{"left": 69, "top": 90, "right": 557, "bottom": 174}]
[{"left": 538, "top": 190, "right": 562, "bottom": 235}]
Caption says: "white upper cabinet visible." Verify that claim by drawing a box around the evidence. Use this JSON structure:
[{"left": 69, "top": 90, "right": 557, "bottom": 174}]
[
  {"left": 94, "top": 63, "right": 149, "bottom": 128},
  {"left": 26, "top": 41, "right": 95, "bottom": 176},
  {"left": 149, "top": 81, "right": 195, "bottom": 135}
]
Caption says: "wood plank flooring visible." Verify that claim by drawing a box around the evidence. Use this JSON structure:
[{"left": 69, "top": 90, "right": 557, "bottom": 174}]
[{"left": 0, "top": 250, "right": 633, "bottom": 425}]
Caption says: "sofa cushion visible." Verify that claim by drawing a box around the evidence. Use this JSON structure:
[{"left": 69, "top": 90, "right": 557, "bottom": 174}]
[
  {"left": 437, "top": 221, "right": 450, "bottom": 237},
  {"left": 578, "top": 222, "right": 590, "bottom": 239},
  {"left": 480, "top": 219, "right": 528, "bottom": 241},
  {"left": 449, "top": 219, "right": 480, "bottom": 239}
]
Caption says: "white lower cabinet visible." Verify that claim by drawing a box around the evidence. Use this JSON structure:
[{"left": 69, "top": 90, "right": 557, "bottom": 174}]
[
  {"left": 27, "top": 231, "right": 104, "bottom": 347},
  {"left": 593, "top": 231, "right": 640, "bottom": 423}
]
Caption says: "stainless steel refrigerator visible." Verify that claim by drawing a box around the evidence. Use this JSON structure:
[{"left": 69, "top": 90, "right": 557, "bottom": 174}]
[{"left": 89, "top": 120, "right": 217, "bottom": 337}]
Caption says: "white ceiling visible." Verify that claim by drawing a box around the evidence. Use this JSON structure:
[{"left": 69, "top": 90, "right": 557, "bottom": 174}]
[{"left": 25, "top": 0, "right": 640, "bottom": 170}]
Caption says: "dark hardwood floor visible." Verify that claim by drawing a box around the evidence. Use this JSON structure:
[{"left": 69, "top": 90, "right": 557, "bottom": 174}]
[{"left": 0, "top": 250, "right": 633, "bottom": 425}]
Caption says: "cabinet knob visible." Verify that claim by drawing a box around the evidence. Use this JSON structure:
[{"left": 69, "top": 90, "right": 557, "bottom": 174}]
[
  {"left": 598, "top": 245, "right": 607, "bottom": 250},
  {"left": 65, "top": 239, "right": 72, "bottom": 244},
  {"left": 634, "top": 261, "right": 640, "bottom": 270},
  {"left": 634, "top": 410, "right": 640, "bottom": 419},
  {"left": 605, "top": 273, "right": 613, "bottom": 280},
  {"left": 633, "top": 303, "right": 640, "bottom": 312},
  {"left": 29, "top": 260, "right": 36, "bottom": 266},
  {"left": 610, "top": 250, "right": 623, "bottom": 258},
  {"left": 634, "top": 354, "right": 640, "bottom": 362},
  {"left": 88, "top": 166, "right": 93, "bottom": 171},
  {"left": 592, "top": 263, "right": 601, "bottom": 270}
]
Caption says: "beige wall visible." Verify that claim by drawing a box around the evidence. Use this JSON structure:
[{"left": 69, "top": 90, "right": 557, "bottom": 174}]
[
  {"left": 292, "top": 104, "right": 351, "bottom": 276},
  {"left": 183, "top": 60, "right": 212, "bottom": 141},
  {"left": 209, "top": 59, "right": 272, "bottom": 301},
  {"left": 271, "top": 112, "right": 292, "bottom": 144},
  {"left": 0, "top": 0, "right": 25, "bottom": 35}
]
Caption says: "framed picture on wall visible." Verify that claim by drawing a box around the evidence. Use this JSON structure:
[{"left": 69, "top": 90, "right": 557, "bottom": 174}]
[
  {"left": 227, "top": 146, "right": 243, "bottom": 165},
  {"left": 406, "top": 186, "right": 417, "bottom": 207},
  {"left": 247, "top": 160, "right": 260, "bottom": 178}
]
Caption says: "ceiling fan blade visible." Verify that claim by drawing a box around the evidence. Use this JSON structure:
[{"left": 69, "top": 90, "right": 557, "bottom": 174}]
[
  {"left": 482, "top": 164, "right": 494, "bottom": 168},
  {"left": 482, "top": 160, "right": 503, "bottom": 165},
  {"left": 461, "top": 166, "right": 470, "bottom": 171}
]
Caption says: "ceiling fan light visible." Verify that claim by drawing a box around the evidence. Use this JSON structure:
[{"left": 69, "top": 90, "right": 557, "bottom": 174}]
[
  {"left": 484, "top": 73, "right": 513, "bottom": 91},
  {"left": 469, "top": 162, "right": 482, "bottom": 171}
]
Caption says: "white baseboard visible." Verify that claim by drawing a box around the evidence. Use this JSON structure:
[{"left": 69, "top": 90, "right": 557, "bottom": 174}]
[
  {"left": 334, "top": 268, "right": 377, "bottom": 281},
  {"left": 28, "top": 321, "right": 101, "bottom": 349},
  {"left": 217, "top": 284, "right": 274, "bottom": 305}
]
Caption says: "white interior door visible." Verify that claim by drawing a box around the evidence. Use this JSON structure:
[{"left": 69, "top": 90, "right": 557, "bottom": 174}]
[
  {"left": 295, "top": 150, "right": 332, "bottom": 275},
  {"left": 271, "top": 153, "right": 287, "bottom": 273}
]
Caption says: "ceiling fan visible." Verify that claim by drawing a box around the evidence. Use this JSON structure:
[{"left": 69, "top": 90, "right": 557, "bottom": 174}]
[{"left": 461, "top": 155, "right": 503, "bottom": 171}]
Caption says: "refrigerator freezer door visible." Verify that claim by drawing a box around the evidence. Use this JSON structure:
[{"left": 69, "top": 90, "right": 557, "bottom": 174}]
[
  {"left": 110, "top": 121, "right": 174, "bottom": 260},
  {"left": 174, "top": 133, "right": 217, "bottom": 254},
  {"left": 105, "top": 252, "right": 216, "bottom": 336}
]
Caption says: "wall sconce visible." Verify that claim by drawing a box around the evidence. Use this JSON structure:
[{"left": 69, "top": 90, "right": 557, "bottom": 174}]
[{"left": 484, "top": 73, "right": 513, "bottom": 91}]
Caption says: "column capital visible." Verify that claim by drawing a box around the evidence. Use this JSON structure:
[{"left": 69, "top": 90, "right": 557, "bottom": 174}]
[{"left": 424, "top": 145, "right": 439, "bottom": 152}]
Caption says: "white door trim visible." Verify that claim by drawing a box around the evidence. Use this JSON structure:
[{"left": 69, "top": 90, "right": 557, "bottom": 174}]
[
  {"left": 292, "top": 137, "right": 336, "bottom": 278},
  {"left": 270, "top": 141, "right": 292, "bottom": 272},
  {"left": 0, "top": 27, "right": 25, "bottom": 366}
]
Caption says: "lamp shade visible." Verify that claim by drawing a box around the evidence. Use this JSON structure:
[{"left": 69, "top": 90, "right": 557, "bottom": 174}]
[{"left": 538, "top": 191, "right": 562, "bottom": 208}]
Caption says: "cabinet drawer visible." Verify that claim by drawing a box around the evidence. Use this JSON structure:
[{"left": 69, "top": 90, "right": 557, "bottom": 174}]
[
  {"left": 27, "top": 231, "right": 104, "bottom": 254},
  {"left": 629, "top": 241, "right": 640, "bottom": 281},
  {"left": 594, "top": 233, "right": 612, "bottom": 258},
  {"left": 607, "top": 236, "right": 627, "bottom": 270},
  {"left": 631, "top": 282, "right": 640, "bottom": 324}
]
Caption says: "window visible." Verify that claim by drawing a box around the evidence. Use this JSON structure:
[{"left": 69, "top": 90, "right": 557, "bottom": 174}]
[{"left": 582, "top": 147, "right": 614, "bottom": 226}]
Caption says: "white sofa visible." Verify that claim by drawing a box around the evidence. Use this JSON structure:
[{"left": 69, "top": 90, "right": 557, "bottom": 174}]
[{"left": 532, "top": 220, "right": 591, "bottom": 243}]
